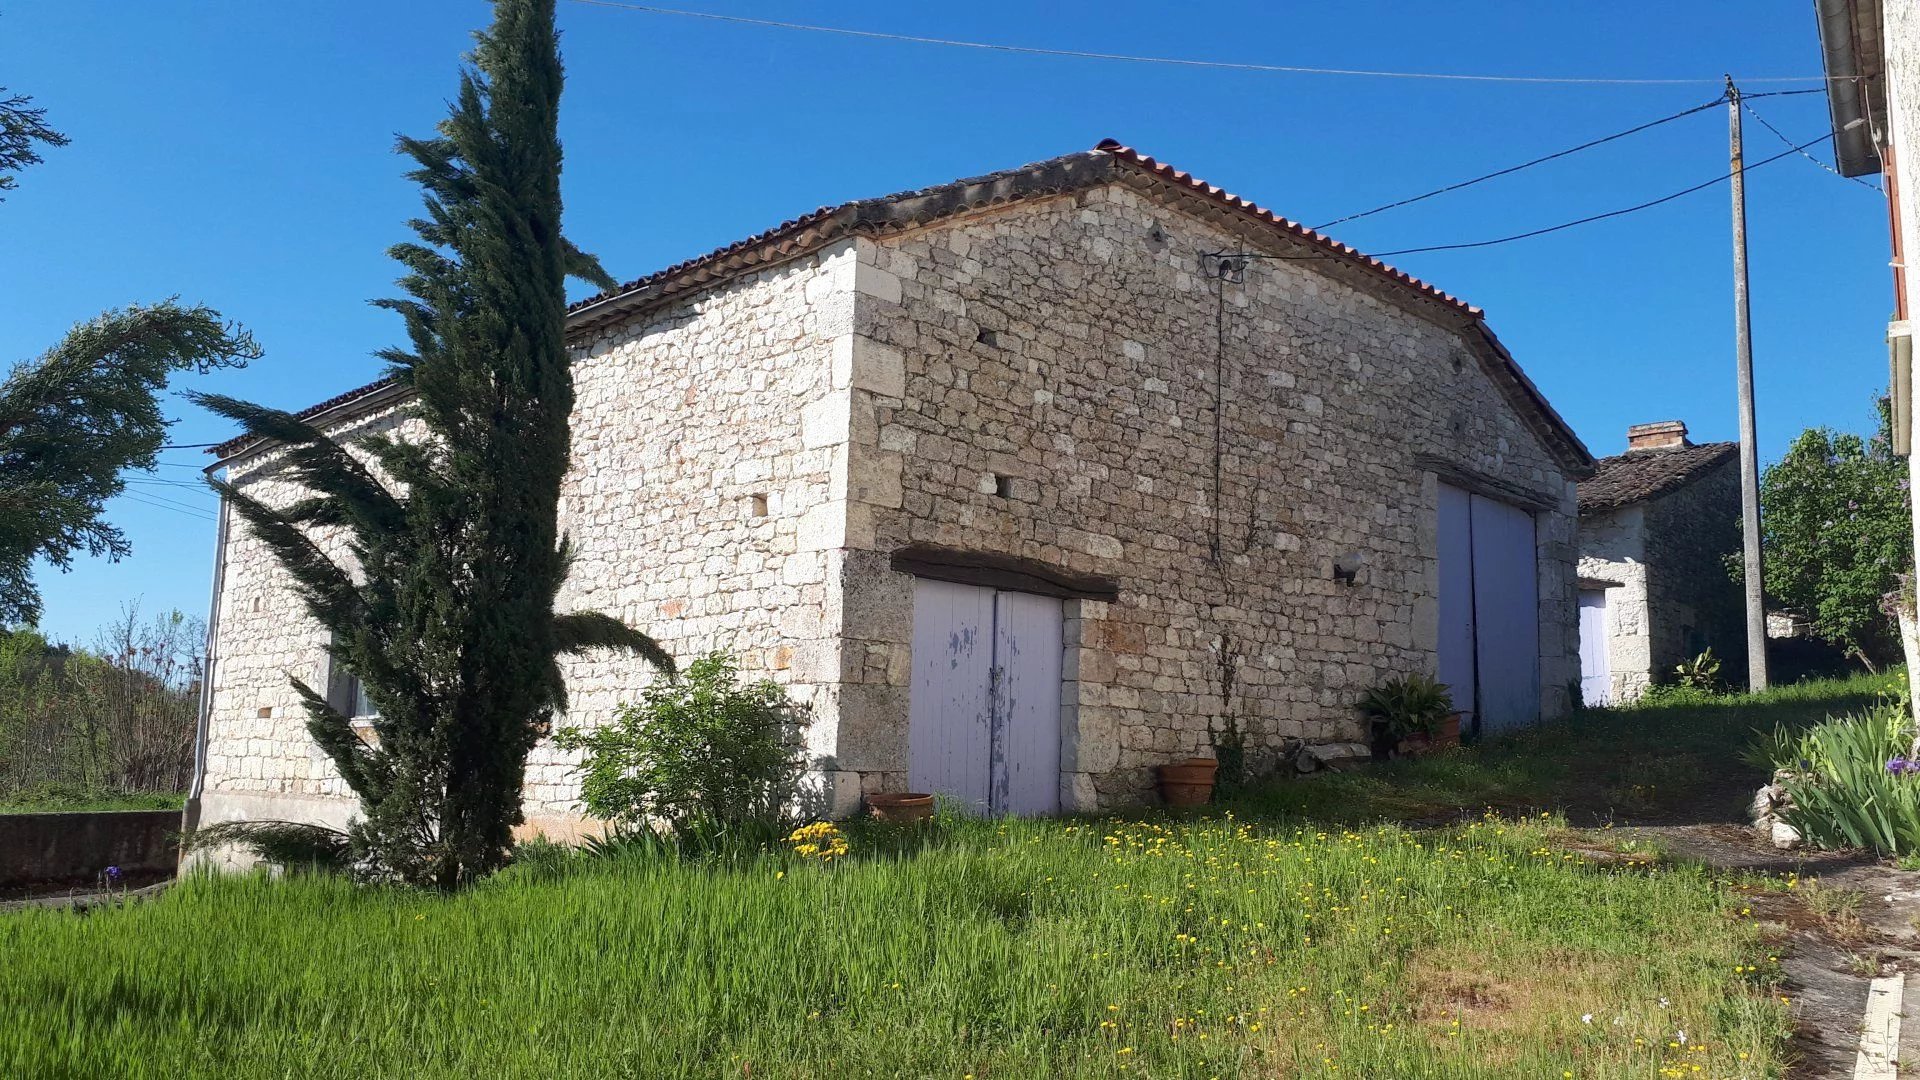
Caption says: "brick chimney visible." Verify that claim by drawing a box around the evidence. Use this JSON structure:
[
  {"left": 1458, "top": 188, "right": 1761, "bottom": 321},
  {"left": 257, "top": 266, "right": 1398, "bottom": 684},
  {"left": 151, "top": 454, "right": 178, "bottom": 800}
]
[{"left": 1625, "top": 420, "right": 1690, "bottom": 453}]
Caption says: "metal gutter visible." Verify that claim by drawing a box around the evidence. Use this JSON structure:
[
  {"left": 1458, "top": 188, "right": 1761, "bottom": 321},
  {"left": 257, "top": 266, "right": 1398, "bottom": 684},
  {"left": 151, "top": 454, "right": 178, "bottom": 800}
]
[
  {"left": 1814, "top": 0, "right": 1887, "bottom": 177},
  {"left": 181, "top": 465, "right": 230, "bottom": 837}
]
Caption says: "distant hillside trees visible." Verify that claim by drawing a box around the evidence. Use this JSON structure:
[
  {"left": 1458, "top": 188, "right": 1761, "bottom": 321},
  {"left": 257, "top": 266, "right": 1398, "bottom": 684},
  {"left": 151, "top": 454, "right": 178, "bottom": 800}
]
[{"left": 0, "top": 606, "right": 202, "bottom": 804}]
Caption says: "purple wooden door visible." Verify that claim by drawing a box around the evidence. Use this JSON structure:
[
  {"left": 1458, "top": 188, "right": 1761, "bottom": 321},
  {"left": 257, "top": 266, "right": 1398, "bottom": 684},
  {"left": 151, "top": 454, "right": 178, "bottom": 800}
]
[
  {"left": 1436, "top": 483, "right": 1478, "bottom": 729},
  {"left": 1469, "top": 494, "right": 1540, "bottom": 735},
  {"left": 1578, "top": 588, "right": 1611, "bottom": 707},
  {"left": 993, "top": 590, "right": 1064, "bottom": 816},
  {"left": 908, "top": 579, "right": 1063, "bottom": 815},
  {"left": 907, "top": 580, "right": 995, "bottom": 812}
]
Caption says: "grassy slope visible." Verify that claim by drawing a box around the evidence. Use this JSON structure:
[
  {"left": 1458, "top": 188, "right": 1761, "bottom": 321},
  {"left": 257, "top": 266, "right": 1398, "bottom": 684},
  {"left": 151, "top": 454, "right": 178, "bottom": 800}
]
[
  {"left": 0, "top": 677, "right": 1881, "bottom": 1078},
  {"left": 1236, "top": 674, "right": 1891, "bottom": 827},
  {"left": 0, "top": 790, "right": 184, "bottom": 814}
]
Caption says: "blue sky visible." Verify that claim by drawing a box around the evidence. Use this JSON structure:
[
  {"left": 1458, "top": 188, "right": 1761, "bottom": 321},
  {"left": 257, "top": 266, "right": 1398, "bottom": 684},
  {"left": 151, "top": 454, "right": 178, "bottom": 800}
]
[{"left": 0, "top": 0, "right": 1894, "bottom": 646}]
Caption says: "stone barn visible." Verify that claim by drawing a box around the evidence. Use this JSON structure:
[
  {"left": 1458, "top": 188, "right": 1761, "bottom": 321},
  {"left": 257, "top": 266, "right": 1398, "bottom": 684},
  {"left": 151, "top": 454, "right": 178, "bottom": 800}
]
[
  {"left": 191, "top": 141, "right": 1594, "bottom": 836},
  {"left": 1575, "top": 420, "right": 1743, "bottom": 705}
]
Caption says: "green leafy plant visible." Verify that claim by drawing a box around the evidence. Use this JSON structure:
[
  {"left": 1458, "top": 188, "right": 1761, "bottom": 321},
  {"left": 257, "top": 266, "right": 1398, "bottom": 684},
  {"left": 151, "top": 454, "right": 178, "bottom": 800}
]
[
  {"left": 556, "top": 653, "right": 804, "bottom": 843},
  {"left": 1754, "top": 398, "right": 1913, "bottom": 669},
  {"left": 1674, "top": 649, "right": 1722, "bottom": 693},
  {"left": 1357, "top": 674, "right": 1455, "bottom": 743},
  {"left": 1750, "top": 704, "right": 1920, "bottom": 855}
]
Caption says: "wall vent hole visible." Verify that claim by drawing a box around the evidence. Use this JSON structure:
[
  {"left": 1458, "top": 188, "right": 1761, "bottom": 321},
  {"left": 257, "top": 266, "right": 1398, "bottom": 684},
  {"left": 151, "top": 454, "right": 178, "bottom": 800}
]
[
  {"left": 993, "top": 474, "right": 1014, "bottom": 498},
  {"left": 749, "top": 494, "right": 770, "bottom": 517},
  {"left": 976, "top": 328, "right": 999, "bottom": 348}
]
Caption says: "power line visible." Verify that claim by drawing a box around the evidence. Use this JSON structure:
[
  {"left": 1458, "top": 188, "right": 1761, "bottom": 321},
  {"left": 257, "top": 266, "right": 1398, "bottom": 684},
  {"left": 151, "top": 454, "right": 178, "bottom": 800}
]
[
  {"left": 119, "top": 493, "right": 216, "bottom": 523},
  {"left": 157, "top": 442, "right": 221, "bottom": 450},
  {"left": 562, "top": 0, "right": 1840, "bottom": 86},
  {"left": 1314, "top": 94, "right": 1729, "bottom": 230},
  {"left": 1213, "top": 128, "right": 1830, "bottom": 267},
  {"left": 1369, "top": 131, "right": 1834, "bottom": 257},
  {"left": 1741, "top": 96, "right": 1881, "bottom": 192}
]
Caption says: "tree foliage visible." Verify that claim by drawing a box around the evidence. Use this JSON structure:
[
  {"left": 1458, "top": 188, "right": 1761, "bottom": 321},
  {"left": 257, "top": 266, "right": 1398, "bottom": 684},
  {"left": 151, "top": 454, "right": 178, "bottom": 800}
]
[
  {"left": 1758, "top": 399, "right": 1912, "bottom": 666},
  {"left": 0, "top": 303, "right": 257, "bottom": 623},
  {"left": 196, "top": 0, "right": 670, "bottom": 889},
  {"left": 0, "top": 88, "right": 68, "bottom": 199}
]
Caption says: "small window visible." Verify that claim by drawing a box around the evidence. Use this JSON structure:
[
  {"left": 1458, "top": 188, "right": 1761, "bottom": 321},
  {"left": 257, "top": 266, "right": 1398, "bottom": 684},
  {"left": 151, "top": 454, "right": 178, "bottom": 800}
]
[
  {"left": 749, "top": 493, "right": 770, "bottom": 518},
  {"left": 328, "top": 650, "right": 378, "bottom": 720}
]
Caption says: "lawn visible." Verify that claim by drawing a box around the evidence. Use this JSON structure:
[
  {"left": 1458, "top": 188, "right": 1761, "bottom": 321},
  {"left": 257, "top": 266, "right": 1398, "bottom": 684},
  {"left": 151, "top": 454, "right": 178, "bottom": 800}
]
[
  {"left": 0, "top": 789, "right": 184, "bottom": 814},
  {"left": 0, "top": 677, "right": 1882, "bottom": 1079}
]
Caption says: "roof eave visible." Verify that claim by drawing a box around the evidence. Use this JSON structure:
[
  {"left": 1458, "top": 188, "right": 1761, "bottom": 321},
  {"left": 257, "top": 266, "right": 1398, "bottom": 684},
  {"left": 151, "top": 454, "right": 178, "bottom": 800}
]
[{"left": 1814, "top": 0, "right": 1886, "bottom": 177}]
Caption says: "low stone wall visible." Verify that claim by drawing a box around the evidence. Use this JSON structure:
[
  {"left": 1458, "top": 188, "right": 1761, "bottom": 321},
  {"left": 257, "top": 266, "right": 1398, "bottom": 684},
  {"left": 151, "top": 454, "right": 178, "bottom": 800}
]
[{"left": 0, "top": 810, "right": 182, "bottom": 889}]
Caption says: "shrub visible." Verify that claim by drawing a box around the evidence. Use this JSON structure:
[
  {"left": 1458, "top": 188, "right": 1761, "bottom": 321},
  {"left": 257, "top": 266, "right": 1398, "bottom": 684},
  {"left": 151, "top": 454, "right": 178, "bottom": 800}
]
[
  {"left": 556, "top": 653, "right": 804, "bottom": 842},
  {"left": 1357, "top": 674, "right": 1455, "bottom": 743},
  {"left": 1752, "top": 704, "right": 1920, "bottom": 854},
  {"left": 1673, "top": 649, "right": 1722, "bottom": 693}
]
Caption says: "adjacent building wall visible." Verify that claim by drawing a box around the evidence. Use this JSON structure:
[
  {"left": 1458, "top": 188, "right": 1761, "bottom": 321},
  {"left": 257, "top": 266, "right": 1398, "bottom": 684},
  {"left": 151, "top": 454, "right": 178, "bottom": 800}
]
[
  {"left": 828, "top": 184, "right": 1578, "bottom": 808},
  {"left": 1576, "top": 505, "right": 1652, "bottom": 704},
  {"left": 1642, "top": 459, "right": 1745, "bottom": 677},
  {"left": 1574, "top": 459, "right": 1741, "bottom": 703},
  {"left": 197, "top": 243, "right": 866, "bottom": 837}
]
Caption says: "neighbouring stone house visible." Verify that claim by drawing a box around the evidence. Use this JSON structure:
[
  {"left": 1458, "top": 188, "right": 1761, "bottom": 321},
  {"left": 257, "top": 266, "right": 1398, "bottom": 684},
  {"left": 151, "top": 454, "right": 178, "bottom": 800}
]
[
  {"left": 1575, "top": 421, "right": 1743, "bottom": 705},
  {"left": 190, "top": 140, "right": 1594, "bottom": 837}
]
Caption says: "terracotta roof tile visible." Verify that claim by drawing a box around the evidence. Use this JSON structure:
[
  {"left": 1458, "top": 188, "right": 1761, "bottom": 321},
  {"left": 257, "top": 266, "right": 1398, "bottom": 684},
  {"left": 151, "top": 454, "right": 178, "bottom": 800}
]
[{"left": 1578, "top": 442, "right": 1738, "bottom": 513}]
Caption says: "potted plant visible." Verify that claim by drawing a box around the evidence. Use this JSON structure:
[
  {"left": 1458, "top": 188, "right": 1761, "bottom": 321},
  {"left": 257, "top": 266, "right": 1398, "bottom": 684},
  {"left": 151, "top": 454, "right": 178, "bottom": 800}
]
[
  {"left": 1357, "top": 674, "right": 1457, "bottom": 758},
  {"left": 866, "top": 792, "right": 935, "bottom": 823},
  {"left": 1157, "top": 757, "right": 1219, "bottom": 807}
]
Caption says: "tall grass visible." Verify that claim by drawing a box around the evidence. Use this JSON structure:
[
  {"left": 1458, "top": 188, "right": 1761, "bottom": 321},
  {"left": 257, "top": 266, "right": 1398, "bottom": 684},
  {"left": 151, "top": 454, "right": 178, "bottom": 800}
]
[
  {"left": 0, "top": 812, "right": 1786, "bottom": 1078},
  {"left": 1753, "top": 702, "right": 1920, "bottom": 854}
]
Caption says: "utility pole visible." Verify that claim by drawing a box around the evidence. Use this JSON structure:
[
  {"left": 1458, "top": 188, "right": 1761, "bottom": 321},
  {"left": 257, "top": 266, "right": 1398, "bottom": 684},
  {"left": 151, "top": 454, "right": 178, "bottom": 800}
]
[{"left": 1728, "top": 76, "right": 1770, "bottom": 691}]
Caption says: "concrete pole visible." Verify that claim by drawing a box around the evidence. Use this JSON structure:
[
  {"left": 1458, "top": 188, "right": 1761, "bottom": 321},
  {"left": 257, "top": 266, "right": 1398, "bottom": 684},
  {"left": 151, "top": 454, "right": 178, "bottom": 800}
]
[{"left": 1729, "top": 77, "right": 1771, "bottom": 691}]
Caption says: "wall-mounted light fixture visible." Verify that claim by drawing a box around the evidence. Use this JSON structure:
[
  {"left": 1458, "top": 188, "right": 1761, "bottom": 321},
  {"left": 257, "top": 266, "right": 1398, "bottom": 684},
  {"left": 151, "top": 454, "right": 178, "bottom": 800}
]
[{"left": 1333, "top": 551, "right": 1367, "bottom": 587}]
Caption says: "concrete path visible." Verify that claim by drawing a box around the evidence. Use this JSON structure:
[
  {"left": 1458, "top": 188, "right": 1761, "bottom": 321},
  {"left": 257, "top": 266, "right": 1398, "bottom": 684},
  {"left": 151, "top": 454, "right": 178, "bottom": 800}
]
[{"left": 1623, "top": 824, "right": 1920, "bottom": 1078}]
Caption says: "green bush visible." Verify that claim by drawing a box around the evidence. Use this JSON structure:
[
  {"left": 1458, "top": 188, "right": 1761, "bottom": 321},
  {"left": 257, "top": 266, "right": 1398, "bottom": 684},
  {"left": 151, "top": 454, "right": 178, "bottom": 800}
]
[
  {"left": 1752, "top": 704, "right": 1920, "bottom": 854},
  {"left": 1357, "top": 673, "right": 1455, "bottom": 743},
  {"left": 555, "top": 653, "right": 804, "bottom": 842}
]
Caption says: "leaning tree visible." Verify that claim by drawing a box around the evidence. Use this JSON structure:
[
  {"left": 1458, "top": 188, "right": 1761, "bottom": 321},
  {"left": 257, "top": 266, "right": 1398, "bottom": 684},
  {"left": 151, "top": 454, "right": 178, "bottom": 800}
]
[{"left": 199, "top": 0, "right": 671, "bottom": 888}]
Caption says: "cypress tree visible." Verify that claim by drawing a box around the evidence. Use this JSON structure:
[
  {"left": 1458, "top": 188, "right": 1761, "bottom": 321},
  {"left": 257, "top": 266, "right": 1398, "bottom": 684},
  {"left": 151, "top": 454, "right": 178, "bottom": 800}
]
[{"left": 196, "top": 0, "right": 670, "bottom": 888}]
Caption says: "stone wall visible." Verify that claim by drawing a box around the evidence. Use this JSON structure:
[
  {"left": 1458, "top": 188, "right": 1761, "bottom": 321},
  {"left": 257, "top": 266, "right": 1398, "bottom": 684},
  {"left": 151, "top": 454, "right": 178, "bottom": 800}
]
[
  {"left": 0, "top": 810, "right": 182, "bottom": 890},
  {"left": 828, "top": 184, "right": 1578, "bottom": 807},
  {"left": 1642, "top": 458, "right": 1745, "bottom": 677},
  {"left": 199, "top": 243, "right": 866, "bottom": 834},
  {"left": 1576, "top": 506, "right": 1653, "bottom": 703},
  {"left": 199, "top": 178, "right": 1582, "bottom": 825}
]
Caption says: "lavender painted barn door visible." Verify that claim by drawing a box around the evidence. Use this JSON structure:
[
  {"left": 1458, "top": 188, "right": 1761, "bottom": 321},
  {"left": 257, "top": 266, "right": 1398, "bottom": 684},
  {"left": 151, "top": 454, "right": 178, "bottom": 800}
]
[
  {"left": 992, "top": 590, "right": 1064, "bottom": 816},
  {"left": 907, "top": 580, "right": 996, "bottom": 813},
  {"left": 1469, "top": 494, "right": 1540, "bottom": 735},
  {"left": 1436, "top": 483, "right": 1478, "bottom": 731},
  {"left": 907, "top": 579, "right": 1064, "bottom": 816},
  {"left": 1578, "top": 589, "right": 1612, "bottom": 707}
]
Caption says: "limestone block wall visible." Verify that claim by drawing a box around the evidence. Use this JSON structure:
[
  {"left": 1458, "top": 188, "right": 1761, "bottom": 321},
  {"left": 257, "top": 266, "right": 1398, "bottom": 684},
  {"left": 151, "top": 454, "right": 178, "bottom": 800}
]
[
  {"left": 1577, "top": 506, "right": 1653, "bottom": 703},
  {"left": 832, "top": 186, "right": 1578, "bottom": 807},
  {"left": 199, "top": 242, "right": 864, "bottom": 833},
  {"left": 1642, "top": 460, "right": 1744, "bottom": 677}
]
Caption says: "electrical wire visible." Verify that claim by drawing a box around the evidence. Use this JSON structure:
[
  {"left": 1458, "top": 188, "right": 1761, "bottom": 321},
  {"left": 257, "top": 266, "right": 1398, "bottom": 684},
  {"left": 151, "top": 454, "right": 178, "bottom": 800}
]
[
  {"left": 1741, "top": 97, "right": 1881, "bottom": 192},
  {"left": 1205, "top": 128, "right": 1830, "bottom": 268},
  {"left": 1314, "top": 94, "right": 1729, "bottom": 230},
  {"left": 1366, "top": 132, "right": 1835, "bottom": 257},
  {"left": 119, "top": 493, "right": 216, "bottom": 523},
  {"left": 561, "top": 0, "right": 1841, "bottom": 86}
]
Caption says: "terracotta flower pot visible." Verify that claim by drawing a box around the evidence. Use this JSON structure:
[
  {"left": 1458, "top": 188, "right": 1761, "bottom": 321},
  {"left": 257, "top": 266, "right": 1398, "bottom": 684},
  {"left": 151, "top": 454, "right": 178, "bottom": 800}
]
[
  {"left": 1435, "top": 713, "right": 1463, "bottom": 749},
  {"left": 866, "top": 792, "right": 935, "bottom": 823},
  {"left": 1157, "top": 758, "right": 1218, "bottom": 807}
]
